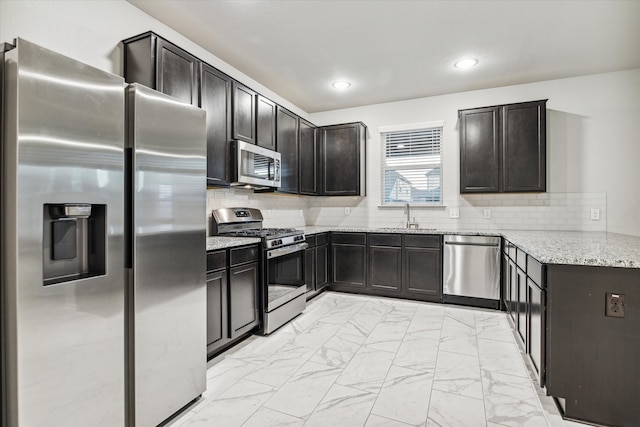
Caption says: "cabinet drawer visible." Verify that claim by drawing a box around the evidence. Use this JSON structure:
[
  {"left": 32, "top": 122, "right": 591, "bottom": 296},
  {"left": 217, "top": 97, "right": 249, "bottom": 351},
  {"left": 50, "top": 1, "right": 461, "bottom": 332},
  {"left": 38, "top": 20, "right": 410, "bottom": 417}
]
[
  {"left": 306, "top": 235, "right": 317, "bottom": 247},
  {"left": 230, "top": 245, "right": 259, "bottom": 266},
  {"left": 368, "top": 233, "right": 402, "bottom": 247},
  {"left": 207, "top": 250, "right": 227, "bottom": 272},
  {"left": 404, "top": 234, "right": 441, "bottom": 248},
  {"left": 527, "top": 256, "right": 543, "bottom": 286},
  {"left": 332, "top": 232, "right": 366, "bottom": 245},
  {"left": 516, "top": 248, "right": 527, "bottom": 271},
  {"left": 315, "top": 233, "right": 329, "bottom": 245}
]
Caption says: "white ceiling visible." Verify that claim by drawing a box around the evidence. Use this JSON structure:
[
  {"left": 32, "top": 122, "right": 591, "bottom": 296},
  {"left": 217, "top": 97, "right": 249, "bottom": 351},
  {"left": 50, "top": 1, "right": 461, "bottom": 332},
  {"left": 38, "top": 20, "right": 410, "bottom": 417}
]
[{"left": 128, "top": 0, "right": 640, "bottom": 113}]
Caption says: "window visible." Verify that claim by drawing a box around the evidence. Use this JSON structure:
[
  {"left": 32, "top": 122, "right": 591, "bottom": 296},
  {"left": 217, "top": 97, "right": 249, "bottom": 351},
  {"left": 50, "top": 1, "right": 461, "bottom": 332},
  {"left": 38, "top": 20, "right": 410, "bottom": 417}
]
[{"left": 380, "top": 121, "right": 443, "bottom": 206}]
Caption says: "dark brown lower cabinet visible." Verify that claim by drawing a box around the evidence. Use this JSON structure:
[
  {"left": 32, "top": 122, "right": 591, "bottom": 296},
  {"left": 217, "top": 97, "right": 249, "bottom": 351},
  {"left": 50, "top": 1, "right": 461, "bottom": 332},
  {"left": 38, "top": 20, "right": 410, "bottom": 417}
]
[
  {"left": 330, "top": 232, "right": 442, "bottom": 302},
  {"left": 546, "top": 265, "right": 640, "bottom": 427},
  {"left": 527, "top": 278, "right": 544, "bottom": 375},
  {"left": 403, "top": 235, "right": 442, "bottom": 302},
  {"left": 206, "top": 245, "right": 259, "bottom": 357},
  {"left": 315, "top": 240, "right": 329, "bottom": 291},
  {"left": 517, "top": 267, "right": 527, "bottom": 343},
  {"left": 509, "top": 258, "right": 518, "bottom": 323},
  {"left": 206, "top": 268, "right": 228, "bottom": 352},
  {"left": 368, "top": 245, "right": 402, "bottom": 293},
  {"left": 304, "top": 246, "right": 315, "bottom": 292},
  {"left": 229, "top": 262, "right": 259, "bottom": 338}
]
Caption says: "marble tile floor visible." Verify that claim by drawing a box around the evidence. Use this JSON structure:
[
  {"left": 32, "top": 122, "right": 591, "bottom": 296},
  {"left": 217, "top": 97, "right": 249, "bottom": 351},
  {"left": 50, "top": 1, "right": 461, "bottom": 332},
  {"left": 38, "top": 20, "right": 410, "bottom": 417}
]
[{"left": 166, "top": 292, "right": 584, "bottom": 427}]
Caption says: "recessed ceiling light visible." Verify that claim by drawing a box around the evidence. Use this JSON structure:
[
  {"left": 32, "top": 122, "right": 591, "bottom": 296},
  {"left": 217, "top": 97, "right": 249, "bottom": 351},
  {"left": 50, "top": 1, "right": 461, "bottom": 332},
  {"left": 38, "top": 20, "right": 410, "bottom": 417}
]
[
  {"left": 454, "top": 58, "right": 478, "bottom": 70},
  {"left": 332, "top": 81, "right": 351, "bottom": 90}
]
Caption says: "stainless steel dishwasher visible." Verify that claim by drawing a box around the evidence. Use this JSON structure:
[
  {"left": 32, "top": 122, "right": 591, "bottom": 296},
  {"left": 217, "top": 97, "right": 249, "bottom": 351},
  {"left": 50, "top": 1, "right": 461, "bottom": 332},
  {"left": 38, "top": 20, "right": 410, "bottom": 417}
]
[{"left": 443, "top": 235, "right": 501, "bottom": 309}]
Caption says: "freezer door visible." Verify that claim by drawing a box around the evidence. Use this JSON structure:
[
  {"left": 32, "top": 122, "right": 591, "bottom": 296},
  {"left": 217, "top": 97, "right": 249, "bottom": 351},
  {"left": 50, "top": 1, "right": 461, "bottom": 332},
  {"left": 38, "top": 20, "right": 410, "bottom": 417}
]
[
  {"left": 2, "top": 39, "right": 126, "bottom": 427},
  {"left": 126, "top": 84, "right": 207, "bottom": 427}
]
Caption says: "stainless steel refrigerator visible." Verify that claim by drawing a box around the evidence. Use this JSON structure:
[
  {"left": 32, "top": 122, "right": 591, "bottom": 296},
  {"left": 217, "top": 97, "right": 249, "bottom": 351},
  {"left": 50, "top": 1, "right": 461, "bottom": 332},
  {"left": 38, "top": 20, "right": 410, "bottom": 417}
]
[{"left": 1, "top": 38, "right": 206, "bottom": 427}]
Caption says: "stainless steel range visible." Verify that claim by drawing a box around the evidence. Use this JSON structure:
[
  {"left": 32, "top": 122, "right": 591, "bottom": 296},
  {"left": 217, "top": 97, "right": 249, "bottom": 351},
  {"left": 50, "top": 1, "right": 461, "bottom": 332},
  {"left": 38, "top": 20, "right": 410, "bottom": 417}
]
[{"left": 212, "top": 208, "right": 308, "bottom": 334}]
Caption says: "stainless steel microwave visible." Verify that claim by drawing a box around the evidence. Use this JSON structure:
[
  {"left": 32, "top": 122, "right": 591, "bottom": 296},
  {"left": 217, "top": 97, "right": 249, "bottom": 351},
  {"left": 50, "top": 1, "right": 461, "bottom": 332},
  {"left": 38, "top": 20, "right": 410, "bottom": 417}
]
[{"left": 231, "top": 140, "right": 281, "bottom": 190}]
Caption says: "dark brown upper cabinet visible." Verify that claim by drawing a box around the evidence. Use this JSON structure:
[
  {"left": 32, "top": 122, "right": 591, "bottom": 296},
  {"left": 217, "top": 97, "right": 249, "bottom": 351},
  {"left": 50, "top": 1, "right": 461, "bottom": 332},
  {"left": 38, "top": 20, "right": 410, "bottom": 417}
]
[
  {"left": 299, "top": 118, "right": 318, "bottom": 195},
  {"left": 459, "top": 100, "right": 547, "bottom": 193},
  {"left": 276, "top": 107, "right": 299, "bottom": 194},
  {"left": 200, "top": 63, "right": 232, "bottom": 186},
  {"left": 232, "top": 81, "right": 256, "bottom": 144},
  {"left": 319, "top": 122, "right": 367, "bottom": 196},
  {"left": 123, "top": 32, "right": 199, "bottom": 106},
  {"left": 256, "top": 95, "right": 276, "bottom": 150}
]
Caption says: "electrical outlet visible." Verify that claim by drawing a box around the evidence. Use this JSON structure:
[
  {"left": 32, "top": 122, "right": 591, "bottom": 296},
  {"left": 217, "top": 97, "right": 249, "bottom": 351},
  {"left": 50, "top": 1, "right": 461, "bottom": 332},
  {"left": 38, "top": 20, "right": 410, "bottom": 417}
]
[
  {"left": 298, "top": 209, "right": 303, "bottom": 218},
  {"left": 449, "top": 208, "right": 460, "bottom": 219},
  {"left": 345, "top": 207, "right": 351, "bottom": 215},
  {"left": 605, "top": 293, "right": 625, "bottom": 318},
  {"left": 591, "top": 208, "right": 600, "bottom": 220},
  {"left": 483, "top": 209, "right": 492, "bottom": 219}
]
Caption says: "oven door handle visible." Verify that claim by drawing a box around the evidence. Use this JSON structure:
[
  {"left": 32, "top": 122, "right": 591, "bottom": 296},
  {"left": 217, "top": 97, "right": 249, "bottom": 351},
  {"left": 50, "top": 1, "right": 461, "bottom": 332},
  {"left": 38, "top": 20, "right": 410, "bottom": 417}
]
[{"left": 266, "top": 242, "right": 308, "bottom": 259}]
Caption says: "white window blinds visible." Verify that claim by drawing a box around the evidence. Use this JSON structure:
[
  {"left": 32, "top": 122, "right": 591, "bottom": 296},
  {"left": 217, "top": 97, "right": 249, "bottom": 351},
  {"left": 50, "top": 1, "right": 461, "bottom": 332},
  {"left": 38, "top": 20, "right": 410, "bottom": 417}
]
[{"left": 381, "top": 124, "right": 443, "bottom": 205}]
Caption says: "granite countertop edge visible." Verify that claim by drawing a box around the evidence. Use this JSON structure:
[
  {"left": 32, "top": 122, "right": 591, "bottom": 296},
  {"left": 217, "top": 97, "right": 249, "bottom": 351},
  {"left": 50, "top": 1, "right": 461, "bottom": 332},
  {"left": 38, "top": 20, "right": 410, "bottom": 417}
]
[{"left": 206, "top": 236, "right": 261, "bottom": 251}]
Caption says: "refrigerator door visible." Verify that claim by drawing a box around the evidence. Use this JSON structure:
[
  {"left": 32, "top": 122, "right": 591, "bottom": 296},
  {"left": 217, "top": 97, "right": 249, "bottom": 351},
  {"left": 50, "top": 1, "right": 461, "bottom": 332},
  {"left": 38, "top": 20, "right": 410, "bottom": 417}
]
[
  {"left": 126, "top": 84, "right": 207, "bottom": 427},
  {"left": 2, "top": 39, "right": 125, "bottom": 427}
]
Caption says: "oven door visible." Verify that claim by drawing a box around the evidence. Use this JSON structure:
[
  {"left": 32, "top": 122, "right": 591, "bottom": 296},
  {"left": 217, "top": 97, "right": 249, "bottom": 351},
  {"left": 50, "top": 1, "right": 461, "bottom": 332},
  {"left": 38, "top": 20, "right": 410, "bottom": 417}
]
[{"left": 265, "top": 242, "right": 308, "bottom": 312}]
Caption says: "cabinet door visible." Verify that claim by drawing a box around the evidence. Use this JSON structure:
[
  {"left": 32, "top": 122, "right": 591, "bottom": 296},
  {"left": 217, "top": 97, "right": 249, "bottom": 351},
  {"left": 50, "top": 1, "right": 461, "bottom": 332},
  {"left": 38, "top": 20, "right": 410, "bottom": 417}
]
[
  {"left": 503, "top": 100, "right": 546, "bottom": 192},
  {"left": 528, "top": 278, "right": 544, "bottom": 379},
  {"left": 517, "top": 267, "right": 527, "bottom": 345},
  {"left": 156, "top": 37, "right": 199, "bottom": 106},
  {"left": 229, "top": 261, "right": 259, "bottom": 338},
  {"left": 206, "top": 269, "right": 228, "bottom": 351},
  {"left": 201, "top": 64, "right": 232, "bottom": 186},
  {"left": 232, "top": 81, "right": 256, "bottom": 143},
  {"left": 332, "top": 243, "right": 366, "bottom": 288},
  {"left": 304, "top": 247, "right": 315, "bottom": 293},
  {"left": 320, "top": 123, "right": 366, "bottom": 196},
  {"left": 502, "top": 252, "right": 510, "bottom": 313},
  {"left": 459, "top": 106, "right": 501, "bottom": 193},
  {"left": 368, "top": 245, "right": 402, "bottom": 293},
  {"left": 509, "top": 258, "right": 517, "bottom": 323},
  {"left": 276, "top": 107, "right": 300, "bottom": 194},
  {"left": 403, "top": 246, "right": 442, "bottom": 301},
  {"left": 299, "top": 119, "right": 318, "bottom": 195},
  {"left": 315, "top": 244, "right": 328, "bottom": 291},
  {"left": 256, "top": 95, "right": 276, "bottom": 150}
]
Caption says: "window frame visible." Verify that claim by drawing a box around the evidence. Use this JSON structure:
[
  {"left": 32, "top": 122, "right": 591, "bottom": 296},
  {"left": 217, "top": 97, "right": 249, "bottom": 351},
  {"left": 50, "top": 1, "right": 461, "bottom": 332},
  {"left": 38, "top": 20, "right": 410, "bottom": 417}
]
[{"left": 379, "top": 121, "right": 444, "bottom": 207}]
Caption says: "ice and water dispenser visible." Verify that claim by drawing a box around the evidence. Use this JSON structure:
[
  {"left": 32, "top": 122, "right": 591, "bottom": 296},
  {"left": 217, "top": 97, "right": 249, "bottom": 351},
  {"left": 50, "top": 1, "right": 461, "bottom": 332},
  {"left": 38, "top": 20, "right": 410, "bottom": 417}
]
[{"left": 43, "top": 203, "right": 107, "bottom": 286}]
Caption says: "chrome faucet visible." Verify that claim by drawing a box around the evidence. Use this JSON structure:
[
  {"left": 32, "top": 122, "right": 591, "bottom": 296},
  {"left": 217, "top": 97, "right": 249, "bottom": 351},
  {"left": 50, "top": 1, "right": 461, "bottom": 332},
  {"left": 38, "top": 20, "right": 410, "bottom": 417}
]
[{"left": 405, "top": 203, "right": 419, "bottom": 229}]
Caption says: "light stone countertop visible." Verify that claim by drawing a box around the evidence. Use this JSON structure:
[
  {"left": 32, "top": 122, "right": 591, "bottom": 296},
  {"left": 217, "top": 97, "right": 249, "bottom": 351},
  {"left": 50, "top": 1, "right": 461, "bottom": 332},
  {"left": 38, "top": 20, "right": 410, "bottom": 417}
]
[
  {"left": 206, "top": 236, "right": 261, "bottom": 251},
  {"left": 300, "top": 226, "right": 640, "bottom": 269}
]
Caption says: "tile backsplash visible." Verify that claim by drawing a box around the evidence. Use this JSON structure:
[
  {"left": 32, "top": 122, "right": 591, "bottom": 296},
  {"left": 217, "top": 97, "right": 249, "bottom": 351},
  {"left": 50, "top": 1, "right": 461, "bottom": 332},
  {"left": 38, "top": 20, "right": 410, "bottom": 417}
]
[{"left": 206, "top": 188, "right": 607, "bottom": 234}]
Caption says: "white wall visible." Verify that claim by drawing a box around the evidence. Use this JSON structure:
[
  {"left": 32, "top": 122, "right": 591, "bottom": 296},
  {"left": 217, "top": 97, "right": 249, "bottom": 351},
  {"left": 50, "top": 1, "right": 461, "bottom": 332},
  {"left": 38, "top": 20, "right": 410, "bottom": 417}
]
[
  {"left": 0, "top": 0, "right": 309, "bottom": 119},
  {"left": 2, "top": 1, "right": 638, "bottom": 236},
  {"left": 310, "top": 70, "right": 640, "bottom": 236}
]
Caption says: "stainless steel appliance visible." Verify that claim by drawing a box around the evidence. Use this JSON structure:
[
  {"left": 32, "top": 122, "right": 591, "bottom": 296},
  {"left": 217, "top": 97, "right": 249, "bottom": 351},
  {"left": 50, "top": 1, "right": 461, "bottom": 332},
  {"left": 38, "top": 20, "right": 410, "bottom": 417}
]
[
  {"left": 230, "top": 140, "right": 281, "bottom": 190},
  {"left": 211, "top": 208, "right": 307, "bottom": 334},
  {"left": 1, "top": 38, "right": 206, "bottom": 427},
  {"left": 125, "top": 84, "right": 207, "bottom": 427},
  {"left": 443, "top": 235, "right": 501, "bottom": 309}
]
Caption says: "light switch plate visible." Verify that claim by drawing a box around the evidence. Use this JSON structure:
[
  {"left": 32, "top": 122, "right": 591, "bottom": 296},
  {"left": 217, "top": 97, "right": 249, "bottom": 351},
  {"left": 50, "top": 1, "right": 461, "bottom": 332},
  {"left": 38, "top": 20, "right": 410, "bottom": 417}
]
[{"left": 450, "top": 208, "right": 460, "bottom": 219}]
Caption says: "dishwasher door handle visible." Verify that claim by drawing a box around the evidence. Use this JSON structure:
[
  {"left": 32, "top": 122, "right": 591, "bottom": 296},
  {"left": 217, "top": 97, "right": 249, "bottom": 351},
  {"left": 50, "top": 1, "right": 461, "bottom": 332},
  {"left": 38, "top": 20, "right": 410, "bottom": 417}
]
[{"left": 444, "top": 241, "right": 500, "bottom": 248}]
